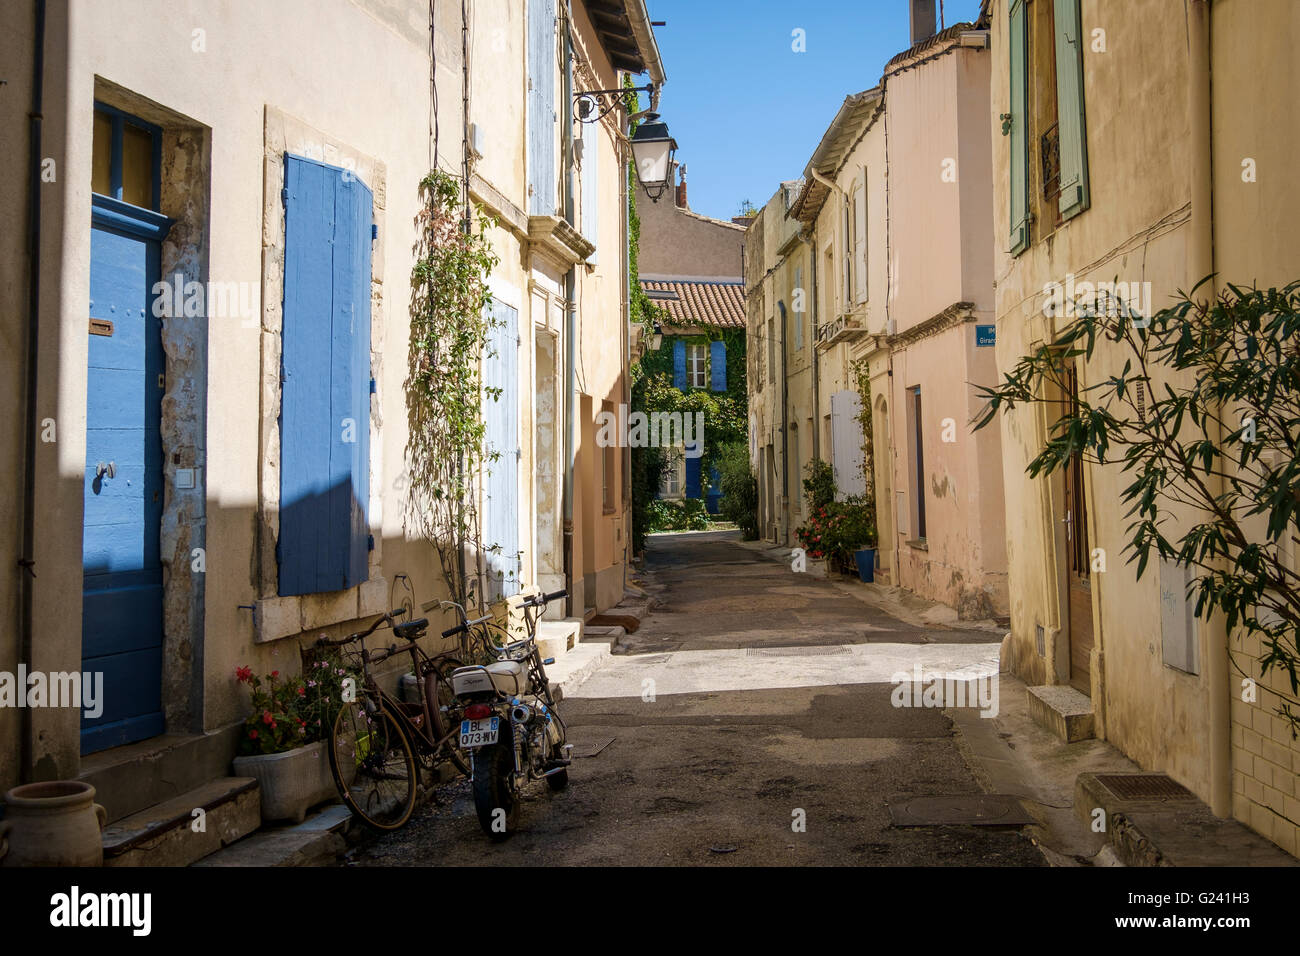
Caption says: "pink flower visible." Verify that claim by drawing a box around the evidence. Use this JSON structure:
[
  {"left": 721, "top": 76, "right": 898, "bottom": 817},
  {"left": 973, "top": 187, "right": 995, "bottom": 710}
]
[{"left": 262, "top": 709, "right": 273, "bottom": 725}]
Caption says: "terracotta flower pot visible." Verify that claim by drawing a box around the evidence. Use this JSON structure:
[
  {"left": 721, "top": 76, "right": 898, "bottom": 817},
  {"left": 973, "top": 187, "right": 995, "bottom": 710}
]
[{"left": 1, "top": 780, "right": 108, "bottom": 867}]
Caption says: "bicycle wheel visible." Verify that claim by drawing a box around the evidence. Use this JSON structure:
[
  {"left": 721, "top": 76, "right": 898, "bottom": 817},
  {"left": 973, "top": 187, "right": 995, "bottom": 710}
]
[
  {"left": 431, "top": 659, "right": 470, "bottom": 777},
  {"left": 327, "top": 697, "right": 418, "bottom": 831}
]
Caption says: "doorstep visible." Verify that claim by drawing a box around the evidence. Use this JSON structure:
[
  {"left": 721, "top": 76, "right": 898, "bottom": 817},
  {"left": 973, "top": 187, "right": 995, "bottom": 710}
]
[
  {"left": 192, "top": 803, "right": 353, "bottom": 867},
  {"left": 1027, "top": 685, "right": 1096, "bottom": 743},
  {"left": 102, "top": 776, "right": 260, "bottom": 867}
]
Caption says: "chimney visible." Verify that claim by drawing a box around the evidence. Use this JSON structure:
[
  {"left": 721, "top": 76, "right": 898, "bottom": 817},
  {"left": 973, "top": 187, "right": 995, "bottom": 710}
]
[
  {"left": 675, "top": 162, "right": 688, "bottom": 209},
  {"left": 909, "top": 0, "right": 937, "bottom": 47}
]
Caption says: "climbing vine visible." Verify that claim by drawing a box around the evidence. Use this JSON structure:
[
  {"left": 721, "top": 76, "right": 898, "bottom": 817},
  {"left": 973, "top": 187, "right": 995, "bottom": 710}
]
[
  {"left": 851, "top": 358, "right": 876, "bottom": 506},
  {"left": 404, "top": 169, "right": 500, "bottom": 607}
]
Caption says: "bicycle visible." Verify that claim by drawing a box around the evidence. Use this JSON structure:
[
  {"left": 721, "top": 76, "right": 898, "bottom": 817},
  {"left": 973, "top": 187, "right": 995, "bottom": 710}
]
[{"left": 316, "top": 607, "right": 476, "bottom": 831}]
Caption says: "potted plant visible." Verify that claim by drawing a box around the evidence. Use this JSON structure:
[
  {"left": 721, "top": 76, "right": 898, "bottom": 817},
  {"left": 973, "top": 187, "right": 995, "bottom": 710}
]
[
  {"left": 838, "top": 496, "right": 879, "bottom": 583},
  {"left": 230, "top": 655, "right": 352, "bottom": 824}
]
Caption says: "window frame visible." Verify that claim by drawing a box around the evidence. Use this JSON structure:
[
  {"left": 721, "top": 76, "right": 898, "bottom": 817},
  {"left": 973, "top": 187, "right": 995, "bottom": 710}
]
[{"left": 92, "top": 101, "right": 162, "bottom": 212}]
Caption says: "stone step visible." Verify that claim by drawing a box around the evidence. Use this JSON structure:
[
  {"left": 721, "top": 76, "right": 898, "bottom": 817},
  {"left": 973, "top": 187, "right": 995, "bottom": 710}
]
[
  {"left": 192, "top": 804, "right": 352, "bottom": 867},
  {"left": 78, "top": 725, "right": 242, "bottom": 824},
  {"left": 102, "top": 777, "right": 261, "bottom": 867},
  {"left": 1027, "top": 685, "right": 1095, "bottom": 743},
  {"left": 544, "top": 642, "right": 611, "bottom": 702},
  {"left": 536, "top": 618, "right": 582, "bottom": 661}
]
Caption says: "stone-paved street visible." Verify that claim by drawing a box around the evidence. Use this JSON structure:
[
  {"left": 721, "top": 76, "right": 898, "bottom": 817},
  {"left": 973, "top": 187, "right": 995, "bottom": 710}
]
[{"left": 349, "top": 531, "right": 1046, "bottom": 866}]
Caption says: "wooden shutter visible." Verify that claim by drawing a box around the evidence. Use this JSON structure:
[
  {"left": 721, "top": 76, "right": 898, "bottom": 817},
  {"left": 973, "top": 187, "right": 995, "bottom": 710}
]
[
  {"left": 527, "top": 0, "right": 556, "bottom": 216},
  {"left": 1053, "top": 0, "right": 1090, "bottom": 220},
  {"left": 853, "top": 169, "right": 867, "bottom": 303},
  {"left": 685, "top": 454, "right": 702, "bottom": 499},
  {"left": 793, "top": 265, "right": 804, "bottom": 350},
  {"left": 830, "top": 389, "right": 866, "bottom": 501},
  {"left": 583, "top": 119, "right": 599, "bottom": 262},
  {"left": 673, "top": 339, "right": 687, "bottom": 389},
  {"left": 484, "top": 302, "right": 521, "bottom": 600},
  {"left": 1008, "top": 0, "right": 1029, "bottom": 255},
  {"left": 279, "top": 154, "right": 372, "bottom": 596},
  {"left": 710, "top": 340, "right": 727, "bottom": 391}
]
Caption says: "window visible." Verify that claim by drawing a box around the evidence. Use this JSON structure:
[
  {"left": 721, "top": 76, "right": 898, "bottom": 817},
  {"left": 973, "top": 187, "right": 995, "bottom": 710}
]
[
  {"left": 687, "top": 344, "right": 708, "bottom": 388},
  {"left": 842, "top": 201, "right": 852, "bottom": 308},
  {"left": 908, "top": 386, "right": 927, "bottom": 541},
  {"left": 278, "top": 154, "right": 374, "bottom": 596},
  {"left": 853, "top": 168, "right": 867, "bottom": 303},
  {"left": 91, "top": 102, "right": 160, "bottom": 210},
  {"left": 1008, "top": 0, "right": 1089, "bottom": 254},
  {"left": 768, "top": 313, "right": 777, "bottom": 385},
  {"left": 659, "top": 448, "right": 683, "bottom": 498},
  {"left": 582, "top": 118, "right": 600, "bottom": 263}
]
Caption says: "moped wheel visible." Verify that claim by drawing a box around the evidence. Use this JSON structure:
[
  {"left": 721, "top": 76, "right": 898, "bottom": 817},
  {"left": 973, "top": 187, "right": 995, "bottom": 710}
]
[
  {"left": 328, "top": 699, "right": 418, "bottom": 831},
  {"left": 471, "top": 733, "right": 519, "bottom": 840},
  {"left": 546, "top": 739, "right": 569, "bottom": 791}
]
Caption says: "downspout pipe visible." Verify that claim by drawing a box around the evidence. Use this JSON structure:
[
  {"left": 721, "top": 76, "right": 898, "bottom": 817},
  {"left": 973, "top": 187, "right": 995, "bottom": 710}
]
[
  {"left": 1187, "top": 0, "right": 1229, "bottom": 818},
  {"left": 19, "top": 0, "right": 47, "bottom": 784},
  {"left": 561, "top": 1, "right": 577, "bottom": 617}
]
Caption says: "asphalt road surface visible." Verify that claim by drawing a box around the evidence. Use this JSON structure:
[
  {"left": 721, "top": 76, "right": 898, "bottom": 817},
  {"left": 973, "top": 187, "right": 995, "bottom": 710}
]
[{"left": 348, "top": 531, "right": 1046, "bottom": 866}]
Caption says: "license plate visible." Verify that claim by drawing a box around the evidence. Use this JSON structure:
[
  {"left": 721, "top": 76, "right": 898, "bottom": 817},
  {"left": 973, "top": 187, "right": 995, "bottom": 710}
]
[{"left": 459, "top": 716, "right": 499, "bottom": 748}]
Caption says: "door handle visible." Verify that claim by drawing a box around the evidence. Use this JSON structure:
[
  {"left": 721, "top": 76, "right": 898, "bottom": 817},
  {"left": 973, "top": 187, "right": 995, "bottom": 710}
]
[{"left": 95, "top": 461, "right": 116, "bottom": 480}]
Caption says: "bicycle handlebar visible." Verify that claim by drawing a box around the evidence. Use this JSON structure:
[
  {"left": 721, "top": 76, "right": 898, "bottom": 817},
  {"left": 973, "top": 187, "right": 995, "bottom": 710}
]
[
  {"left": 442, "top": 613, "right": 492, "bottom": 639},
  {"left": 314, "top": 607, "right": 409, "bottom": 648}
]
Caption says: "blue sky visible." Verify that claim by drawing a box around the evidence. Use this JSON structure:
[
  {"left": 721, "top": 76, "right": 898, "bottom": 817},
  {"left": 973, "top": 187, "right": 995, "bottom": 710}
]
[{"left": 643, "top": 0, "right": 984, "bottom": 222}]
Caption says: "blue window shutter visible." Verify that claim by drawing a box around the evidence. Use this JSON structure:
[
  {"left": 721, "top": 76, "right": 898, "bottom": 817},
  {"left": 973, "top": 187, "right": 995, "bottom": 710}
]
[
  {"left": 279, "top": 154, "right": 372, "bottom": 596},
  {"left": 673, "top": 339, "right": 686, "bottom": 389},
  {"left": 484, "top": 303, "right": 520, "bottom": 600},
  {"left": 710, "top": 340, "right": 726, "bottom": 391},
  {"left": 1008, "top": 0, "right": 1029, "bottom": 255},
  {"left": 685, "top": 455, "right": 702, "bottom": 499},
  {"left": 527, "top": 0, "right": 556, "bottom": 216},
  {"left": 1053, "top": 0, "right": 1090, "bottom": 220}
]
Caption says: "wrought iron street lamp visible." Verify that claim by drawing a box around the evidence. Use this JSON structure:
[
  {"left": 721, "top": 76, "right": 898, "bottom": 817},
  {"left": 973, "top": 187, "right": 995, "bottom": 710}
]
[
  {"left": 573, "top": 85, "right": 677, "bottom": 203},
  {"left": 627, "top": 113, "right": 676, "bottom": 203}
]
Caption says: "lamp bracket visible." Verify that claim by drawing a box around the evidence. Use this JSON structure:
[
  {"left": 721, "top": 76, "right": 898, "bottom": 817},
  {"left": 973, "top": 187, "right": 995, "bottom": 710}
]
[{"left": 573, "top": 85, "right": 655, "bottom": 125}]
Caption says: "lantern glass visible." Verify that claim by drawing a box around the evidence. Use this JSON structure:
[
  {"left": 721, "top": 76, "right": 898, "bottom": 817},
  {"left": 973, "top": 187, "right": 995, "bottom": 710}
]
[{"left": 630, "top": 114, "right": 677, "bottom": 198}]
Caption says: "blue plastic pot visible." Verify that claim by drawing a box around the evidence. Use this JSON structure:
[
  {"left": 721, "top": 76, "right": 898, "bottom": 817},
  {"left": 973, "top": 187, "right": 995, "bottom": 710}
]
[{"left": 854, "top": 548, "right": 876, "bottom": 583}]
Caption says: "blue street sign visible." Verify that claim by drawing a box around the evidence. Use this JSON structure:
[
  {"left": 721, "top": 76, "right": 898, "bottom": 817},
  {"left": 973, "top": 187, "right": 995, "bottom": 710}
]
[{"left": 975, "top": 324, "right": 996, "bottom": 347}]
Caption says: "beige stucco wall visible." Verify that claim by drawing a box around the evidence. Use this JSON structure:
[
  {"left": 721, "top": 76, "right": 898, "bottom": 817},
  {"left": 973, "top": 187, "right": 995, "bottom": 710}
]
[
  {"left": 0, "top": 0, "right": 635, "bottom": 794},
  {"left": 989, "top": 0, "right": 1300, "bottom": 856},
  {"left": 638, "top": 182, "right": 745, "bottom": 279},
  {"left": 884, "top": 42, "right": 1007, "bottom": 618}
]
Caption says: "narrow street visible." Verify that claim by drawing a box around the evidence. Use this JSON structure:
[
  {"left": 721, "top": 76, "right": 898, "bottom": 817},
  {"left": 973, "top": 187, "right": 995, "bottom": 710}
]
[{"left": 351, "top": 531, "right": 1045, "bottom": 866}]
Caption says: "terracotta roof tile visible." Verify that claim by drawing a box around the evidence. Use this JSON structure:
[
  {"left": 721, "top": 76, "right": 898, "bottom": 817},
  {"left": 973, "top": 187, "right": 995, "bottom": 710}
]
[{"left": 639, "top": 278, "right": 746, "bottom": 330}]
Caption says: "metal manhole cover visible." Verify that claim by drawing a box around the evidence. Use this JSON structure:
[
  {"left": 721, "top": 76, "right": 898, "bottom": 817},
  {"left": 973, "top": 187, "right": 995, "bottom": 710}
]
[
  {"left": 746, "top": 645, "right": 850, "bottom": 657},
  {"left": 1094, "top": 774, "right": 1194, "bottom": 800},
  {"left": 889, "top": 795, "right": 1032, "bottom": 827}
]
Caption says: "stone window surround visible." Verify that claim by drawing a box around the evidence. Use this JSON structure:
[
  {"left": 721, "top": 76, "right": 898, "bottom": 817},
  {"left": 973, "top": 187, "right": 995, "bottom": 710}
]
[{"left": 253, "top": 107, "right": 389, "bottom": 643}]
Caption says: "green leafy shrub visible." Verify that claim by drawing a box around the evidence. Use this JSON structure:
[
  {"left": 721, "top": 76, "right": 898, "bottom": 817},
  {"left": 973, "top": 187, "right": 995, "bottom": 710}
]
[
  {"left": 646, "top": 498, "right": 710, "bottom": 533},
  {"left": 717, "top": 442, "right": 759, "bottom": 539},
  {"left": 803, "top": 458, "right": 835, "bottom": 512}
]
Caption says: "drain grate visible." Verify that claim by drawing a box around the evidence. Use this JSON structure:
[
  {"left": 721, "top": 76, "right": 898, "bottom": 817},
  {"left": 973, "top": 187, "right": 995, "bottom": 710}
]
[
  {"left": 1095, "top": 774, "right": 1194, "bottom": 800},
  {"left": 746, "top": 645, "right": 851, "bottom": 657}
]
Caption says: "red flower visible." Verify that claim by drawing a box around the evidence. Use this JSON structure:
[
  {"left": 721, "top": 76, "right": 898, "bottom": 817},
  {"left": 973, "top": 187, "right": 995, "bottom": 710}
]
[
  {"left": 249, "top": 729, "right": 259, "bottom": 740},
  {"left": 297, "top": 686, "right": 306, "bottom": 696},
  {"left": 262, "top": 709, "right": 273, "bottom": 725},
  {"left": 271, "top": 670, "right": 279, "bottom": 678},
  {"left": 235, "top": 666, "right": 253, "bottom": 683}
]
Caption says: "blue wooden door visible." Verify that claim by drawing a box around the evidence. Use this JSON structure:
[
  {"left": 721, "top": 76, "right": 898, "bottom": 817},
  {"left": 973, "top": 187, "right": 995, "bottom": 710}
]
[
  {"left": 82, "top": 197, "right": 173, "bottom": 753},
  {"left": 483, "top": 302, "right": 520, "bottom": 600}
]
